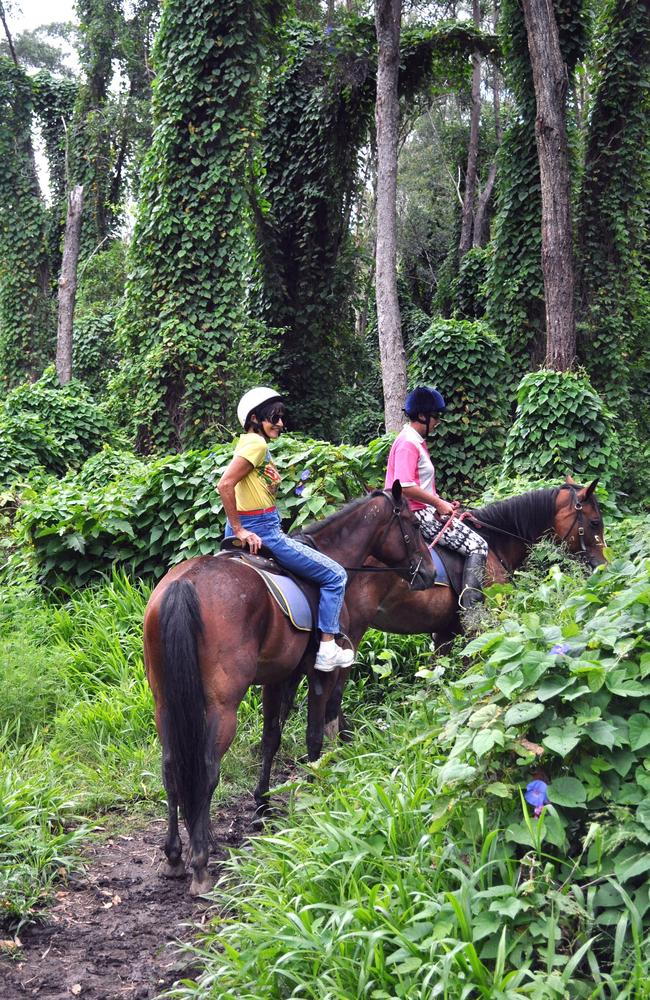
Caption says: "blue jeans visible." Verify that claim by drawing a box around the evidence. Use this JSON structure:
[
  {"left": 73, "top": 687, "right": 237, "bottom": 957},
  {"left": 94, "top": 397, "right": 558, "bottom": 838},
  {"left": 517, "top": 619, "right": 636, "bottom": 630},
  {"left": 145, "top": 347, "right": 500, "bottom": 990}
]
[{"left": 225, "top": 510, "right": 347, "bottom": 634}]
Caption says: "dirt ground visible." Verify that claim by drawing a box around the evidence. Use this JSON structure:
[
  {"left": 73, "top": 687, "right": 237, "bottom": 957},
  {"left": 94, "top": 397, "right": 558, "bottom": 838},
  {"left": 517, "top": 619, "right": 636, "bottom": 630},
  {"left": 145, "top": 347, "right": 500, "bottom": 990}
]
[{"left": 2, "top": 794, "right": 260, "bottom": 1000}]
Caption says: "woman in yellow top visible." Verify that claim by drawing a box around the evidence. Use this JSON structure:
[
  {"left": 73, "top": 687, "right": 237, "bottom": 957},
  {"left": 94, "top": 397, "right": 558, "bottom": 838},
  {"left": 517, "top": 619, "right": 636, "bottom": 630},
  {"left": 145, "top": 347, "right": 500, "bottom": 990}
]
[{"left": 217, "top": 386, "right": 354, "bottom": 673}]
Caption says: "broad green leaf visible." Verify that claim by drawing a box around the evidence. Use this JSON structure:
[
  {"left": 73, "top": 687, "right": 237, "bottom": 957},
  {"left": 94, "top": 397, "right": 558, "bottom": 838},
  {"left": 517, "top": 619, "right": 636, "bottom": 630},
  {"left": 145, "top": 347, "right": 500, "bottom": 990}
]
[
  {"left": 543, "top": 725, "right": 582, "bottom": 757},
  {"left": 504, "top": 702, "right": 545, "bottom": 727},
  {"left": 548, "top": 776, "right": 587, "bottom": 808},
  {"left": 586, "top": 720, "right": 617, "bottom": 749},
  {"left": 628, "top": 714, "right": 650, "bottom": 751},
  {"left": 467, "top": 704, "right": 500, "bottom": 729}
]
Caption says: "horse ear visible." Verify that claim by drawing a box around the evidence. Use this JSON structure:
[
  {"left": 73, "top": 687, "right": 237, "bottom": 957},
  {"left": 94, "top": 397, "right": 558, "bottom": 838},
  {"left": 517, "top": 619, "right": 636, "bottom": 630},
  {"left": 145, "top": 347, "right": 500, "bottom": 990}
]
[
  {"left": 581, "top": 478, "right": 599, "bottom": 499},
  {"left": 391, "top": 479, "right": 403, "bottom": 504},
  {"left": 565, "top": 474, "right": 576, "bottom": 485}
]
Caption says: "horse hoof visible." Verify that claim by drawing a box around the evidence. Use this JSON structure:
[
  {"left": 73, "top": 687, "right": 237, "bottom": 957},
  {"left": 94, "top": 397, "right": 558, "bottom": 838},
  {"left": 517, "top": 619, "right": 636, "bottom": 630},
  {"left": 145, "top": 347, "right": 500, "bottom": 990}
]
[
  {"left": 159, "top": 859, "right": 186, "bottom": 879},
  {"left": 323, "top": 718, "right": 340, "bottom": 740},
  {"left": 189, "top": 874, "right": 212, "bottom": 897}
]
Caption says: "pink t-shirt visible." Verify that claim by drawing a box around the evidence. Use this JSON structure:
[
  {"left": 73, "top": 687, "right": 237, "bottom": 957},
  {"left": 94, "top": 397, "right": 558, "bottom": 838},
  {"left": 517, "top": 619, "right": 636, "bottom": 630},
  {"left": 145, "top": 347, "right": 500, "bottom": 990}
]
[{"left": 385, "top": 424, "right": 436, "bottom": 511}]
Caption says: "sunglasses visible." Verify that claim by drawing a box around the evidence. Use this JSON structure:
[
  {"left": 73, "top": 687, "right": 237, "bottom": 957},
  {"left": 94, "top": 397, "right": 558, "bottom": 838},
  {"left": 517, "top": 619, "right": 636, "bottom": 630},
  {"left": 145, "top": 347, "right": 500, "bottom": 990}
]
[{"left": 267, "top": 410, "right": 286, "bottom": 425}]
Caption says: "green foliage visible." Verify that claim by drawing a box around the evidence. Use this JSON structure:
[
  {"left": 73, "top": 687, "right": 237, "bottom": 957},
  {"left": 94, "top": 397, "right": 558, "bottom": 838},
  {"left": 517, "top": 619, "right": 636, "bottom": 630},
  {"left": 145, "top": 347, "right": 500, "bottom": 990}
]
[
  {"left": 114, "top": 0, "right": 278, "bottom": 452},
  {"left": 501, "top": 369, "right": 621, "bottom": 489},
  {"left": 0, "top": 733, "right": 88, "bottom": 924},
  {"left": 31, "top": 69, "right": 78, "bottom": 273},
  {"left": 431, "top": 521, "right": 650, "bottom": 955},
  {"left": 410, "top": 318, "right": 511, "bottom": 495},
  {"left": 72, "top": 314, "right": 119, "bottom": 394},
  {"left": 168, "top": 522, "right": 650, "bottom": 999},
  {"left": 17, "top": 434, "right": 392, "bottom": 587},
  {"left": 0, "top": 58, "right": 52, "bottom": 387},
  {"left": 451, "top": 244, "right": 491, "bottom": 320},
  {"left": 576, "top": 0, "right": 650, "bottom": 500},
  {"left": 0, "top": 369, "right": 117, "bottom": 486},
  {"left": 254, "top": 14, "right": 488, "bottom": 434},
  {"left": 484, "top": 0, "right": 543, "bottom": 374}
]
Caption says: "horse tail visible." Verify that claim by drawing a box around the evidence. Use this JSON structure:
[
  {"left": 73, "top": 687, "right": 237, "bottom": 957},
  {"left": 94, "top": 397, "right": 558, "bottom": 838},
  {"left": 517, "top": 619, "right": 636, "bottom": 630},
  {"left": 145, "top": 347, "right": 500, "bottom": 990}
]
[{"left": 159, "top": 578, "right": 206, "bottom": 836}]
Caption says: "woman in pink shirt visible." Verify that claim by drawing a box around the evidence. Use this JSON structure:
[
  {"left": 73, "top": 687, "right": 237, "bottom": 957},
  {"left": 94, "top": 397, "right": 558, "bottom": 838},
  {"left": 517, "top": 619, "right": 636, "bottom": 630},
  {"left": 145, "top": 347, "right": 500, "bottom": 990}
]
[{"left": 385, "top": 386, "right": 488, "bottom": 631}]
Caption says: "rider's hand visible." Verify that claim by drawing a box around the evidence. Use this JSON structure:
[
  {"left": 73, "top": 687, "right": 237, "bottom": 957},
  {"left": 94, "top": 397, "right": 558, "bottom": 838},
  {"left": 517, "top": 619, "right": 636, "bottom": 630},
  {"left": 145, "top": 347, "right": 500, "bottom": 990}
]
[
  {"left": 435, "top": 499, "right": 457, "bottom": 519},
  {"left": 235, "top": 528, "right": 262, "bottom": 554}
]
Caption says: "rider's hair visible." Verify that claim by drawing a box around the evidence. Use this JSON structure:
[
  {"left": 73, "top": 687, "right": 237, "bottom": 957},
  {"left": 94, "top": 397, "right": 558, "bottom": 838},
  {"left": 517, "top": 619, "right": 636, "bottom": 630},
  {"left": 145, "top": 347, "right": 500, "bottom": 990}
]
[{"left": 245, "top": 398, "right": 285, "bottom": 433}]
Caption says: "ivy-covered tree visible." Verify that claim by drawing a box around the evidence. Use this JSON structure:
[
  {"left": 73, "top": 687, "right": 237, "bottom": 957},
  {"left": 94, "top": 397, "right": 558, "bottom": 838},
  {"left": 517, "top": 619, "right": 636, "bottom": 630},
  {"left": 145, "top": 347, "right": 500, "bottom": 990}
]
[
  {"left": 254, "top": 12, "right": 494, "bottom": 434},
  {"left": 576, "top": 0, "right": 650, "bottom": 402},
  {"left": 0, "top": 58, "right": 52, "bottom": 388},
  {"left": 114, "top": 0, "right": 283, "bottom": 452}
]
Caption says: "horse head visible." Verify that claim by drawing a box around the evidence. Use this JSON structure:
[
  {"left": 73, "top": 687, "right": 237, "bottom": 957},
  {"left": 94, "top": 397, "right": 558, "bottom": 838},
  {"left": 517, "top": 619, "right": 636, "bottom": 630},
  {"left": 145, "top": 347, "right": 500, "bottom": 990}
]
[
  {"left": 553, "top": 476, "right": 607, "bottom": 570},
  {"left": 370, "top": 481, "right": 437, "bottom": 592}
]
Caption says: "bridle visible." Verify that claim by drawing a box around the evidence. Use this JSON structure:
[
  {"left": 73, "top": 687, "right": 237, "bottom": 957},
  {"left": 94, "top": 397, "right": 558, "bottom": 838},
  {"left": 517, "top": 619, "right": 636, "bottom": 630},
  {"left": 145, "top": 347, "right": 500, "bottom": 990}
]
[
  {"left": 557, "top": 482, "right": 600, "bottom": 561},
  {"left": 302, "top": 491, "right": 426, "bottom": 588},
  {"left": 365, "top": 490, "right": 426, "bottom": 588}
]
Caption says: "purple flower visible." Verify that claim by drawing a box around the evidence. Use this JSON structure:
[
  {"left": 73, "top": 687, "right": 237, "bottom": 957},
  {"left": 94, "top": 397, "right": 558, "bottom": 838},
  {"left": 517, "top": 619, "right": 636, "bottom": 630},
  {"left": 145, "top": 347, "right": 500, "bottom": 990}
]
[
  {"left": 294, "top": 484, "right": 304, "bottom": 497},
  {"left": 550, "top": 642, "right": 571, "bottom": 656},
  {"left": 300, "top": 469, "right": 311, "bottom": 481},
  {"left": 524, "top": 780, "right": 549, "bottom": 818}
]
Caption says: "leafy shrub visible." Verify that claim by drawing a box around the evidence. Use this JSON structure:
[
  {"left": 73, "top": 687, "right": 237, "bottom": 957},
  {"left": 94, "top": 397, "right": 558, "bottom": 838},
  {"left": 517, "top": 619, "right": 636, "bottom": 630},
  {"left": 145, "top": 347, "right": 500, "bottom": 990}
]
[
  {"left": 410, "top": 317, "right": 512, "bottom": 496},
  {"left": 0, "top": 369, "right": 117, "bottom": 486},
  {"left": 501, "top": 369, "right": 621, "bottom": 490},
  {"left": 18, "top": 435, "right": 392, "bottom": 587},
  {"left": 451, "top": 244, "right": 491, "bottom": 320}
]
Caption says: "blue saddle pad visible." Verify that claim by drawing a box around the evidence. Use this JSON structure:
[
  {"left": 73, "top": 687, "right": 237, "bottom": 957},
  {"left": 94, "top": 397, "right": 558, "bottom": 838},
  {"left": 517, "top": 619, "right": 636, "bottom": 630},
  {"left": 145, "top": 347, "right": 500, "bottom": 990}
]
[
  {"left": 429, "top": 545, "right": 450, "bottom": 586},
  {"left": 251, "top": 566, "right": 313, "bottom": 632}
]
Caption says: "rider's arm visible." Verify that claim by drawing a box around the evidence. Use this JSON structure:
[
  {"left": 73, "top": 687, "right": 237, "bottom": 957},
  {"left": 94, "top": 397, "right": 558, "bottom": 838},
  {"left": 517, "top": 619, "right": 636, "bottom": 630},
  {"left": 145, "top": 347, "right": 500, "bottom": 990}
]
[
  {"left": 217, "top": 456, "right": 263, "bottom": 552},
  {"left": 402, "top": 484, "right": 456, "bottom": 518}
]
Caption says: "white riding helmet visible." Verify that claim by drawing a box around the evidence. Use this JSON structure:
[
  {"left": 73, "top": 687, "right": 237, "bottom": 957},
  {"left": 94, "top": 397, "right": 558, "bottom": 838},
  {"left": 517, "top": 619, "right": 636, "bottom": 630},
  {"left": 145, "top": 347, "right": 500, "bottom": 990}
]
[{"left": 237, "top": 386, "right": 283, "bottom": 428}]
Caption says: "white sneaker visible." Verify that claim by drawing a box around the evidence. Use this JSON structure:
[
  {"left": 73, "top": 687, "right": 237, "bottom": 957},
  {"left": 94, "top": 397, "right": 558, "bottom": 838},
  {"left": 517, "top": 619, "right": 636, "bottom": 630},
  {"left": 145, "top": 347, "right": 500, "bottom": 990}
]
[{"left": 314, "top": 642, "right": 355, "bottom": 673}]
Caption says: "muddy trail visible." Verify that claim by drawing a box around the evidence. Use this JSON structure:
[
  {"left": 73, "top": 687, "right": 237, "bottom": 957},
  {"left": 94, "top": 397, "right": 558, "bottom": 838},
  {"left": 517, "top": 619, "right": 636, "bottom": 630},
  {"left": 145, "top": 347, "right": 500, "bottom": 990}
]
[{"left": 2, "top": 794, "right": 260, "bottom": 1000}]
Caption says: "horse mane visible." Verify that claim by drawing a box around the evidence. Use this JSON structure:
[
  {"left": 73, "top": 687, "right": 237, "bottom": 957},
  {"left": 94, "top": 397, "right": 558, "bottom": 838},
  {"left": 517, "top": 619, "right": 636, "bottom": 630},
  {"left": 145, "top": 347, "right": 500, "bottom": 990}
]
[
  {"left": 470, "top": 488, "right": 560, "bottom": 544},
  {"left": 302, "top": 490, "right": 386, "bottom": 537}
]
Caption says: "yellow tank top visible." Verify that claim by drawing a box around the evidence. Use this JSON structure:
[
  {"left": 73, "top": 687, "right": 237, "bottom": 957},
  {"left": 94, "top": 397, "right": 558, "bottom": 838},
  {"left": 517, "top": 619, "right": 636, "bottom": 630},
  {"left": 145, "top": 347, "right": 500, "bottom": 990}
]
[{"left": 233, "top": 433, "right": 281, "bottom": 512}]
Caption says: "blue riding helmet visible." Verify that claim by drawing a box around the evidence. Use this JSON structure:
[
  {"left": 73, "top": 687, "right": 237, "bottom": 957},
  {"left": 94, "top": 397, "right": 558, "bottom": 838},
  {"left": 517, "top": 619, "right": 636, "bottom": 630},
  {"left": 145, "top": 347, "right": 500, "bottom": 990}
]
[{"left": 404, "top": 386, "right": 446, "bottom": 418}]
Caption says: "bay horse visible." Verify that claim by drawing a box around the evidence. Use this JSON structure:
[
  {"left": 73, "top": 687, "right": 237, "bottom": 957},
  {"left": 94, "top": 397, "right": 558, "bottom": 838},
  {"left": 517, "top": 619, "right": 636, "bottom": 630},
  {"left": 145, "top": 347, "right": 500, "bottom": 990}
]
[
  {"left": 143, "top": 483, "right": 435, "bottom": 894},
  {"left": 321, "top": 478, "right": 607, "bottom": 736}
]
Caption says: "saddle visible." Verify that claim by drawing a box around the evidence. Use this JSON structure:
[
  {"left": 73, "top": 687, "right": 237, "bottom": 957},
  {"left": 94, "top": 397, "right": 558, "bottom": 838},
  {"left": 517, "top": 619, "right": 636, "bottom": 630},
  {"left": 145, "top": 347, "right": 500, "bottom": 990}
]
[
  {"left": 429, "top": 544, "right": 463, "bottom": 596},
  {"left": 218, "top": 538, "right": 318, "bottom": 633}
]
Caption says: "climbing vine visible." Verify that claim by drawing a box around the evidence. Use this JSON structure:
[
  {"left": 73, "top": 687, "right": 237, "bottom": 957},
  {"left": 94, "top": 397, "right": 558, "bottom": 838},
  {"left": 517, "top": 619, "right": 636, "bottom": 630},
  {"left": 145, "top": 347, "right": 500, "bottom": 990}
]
[
  {"left": 410, "top": 317, "right": 510, "bottom": 496},
  {"left": 254, "top": 13, "right": 497, "bottom": 433},
  {"left": 0, "top": 58, "right": 52, "bottom": 389},
  {"left": 31, "top": 70, "right": 78, "bottom": 280},
  {"left": 501, "top": 369, "right": 620, "bottom": 489},
  {"left": 486, "top": 0, "right": 586, "bottom": 376},
  {"left": 114, "top": 0, "right": 282, "bottom": 452},
  {"left": 576, "top": 0, "right": 650, "bottom": 406}
]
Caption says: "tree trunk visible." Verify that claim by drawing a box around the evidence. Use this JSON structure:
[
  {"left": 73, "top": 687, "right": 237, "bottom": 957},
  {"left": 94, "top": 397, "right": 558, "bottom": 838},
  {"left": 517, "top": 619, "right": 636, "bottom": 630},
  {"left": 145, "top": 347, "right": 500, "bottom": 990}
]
[
  {"left": 522, "top": 0, "right": 576, "bottom": 370},
  {"left": 472, "top": 160, "right": 497, "bottom": 248},
  {"left": 459, "top": 0, "right": 482, "bottom": 256},
  {"left": 56, "top": 185, "right": 84, "bottom": 386},
  {"left": 375, "top": 0, "right": 406, "bottom": 433}
]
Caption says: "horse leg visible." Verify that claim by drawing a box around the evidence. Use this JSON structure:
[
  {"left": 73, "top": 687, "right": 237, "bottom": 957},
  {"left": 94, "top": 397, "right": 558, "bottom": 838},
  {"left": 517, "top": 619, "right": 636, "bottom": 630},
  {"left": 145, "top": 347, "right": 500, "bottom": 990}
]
[
  {"left": 324, "top": 673, "right": 352, "bottom": 742},
  {"left": 253, "top": 683, "right": 283, "bottom": 816},
  {"left": 160, "top": 752, "right": 185, "bottom": 878},
  {"left": 188, "top": 703, "right": 240, "bottom": 896},
  {"left": 307, "top": 671, "right": 339, "bottom": 761}
]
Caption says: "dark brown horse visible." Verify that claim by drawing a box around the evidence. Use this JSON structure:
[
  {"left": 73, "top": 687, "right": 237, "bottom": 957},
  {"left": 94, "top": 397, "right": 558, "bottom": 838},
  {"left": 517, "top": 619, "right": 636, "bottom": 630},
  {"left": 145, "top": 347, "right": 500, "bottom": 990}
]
[
  {"left": 321, "top": 478, "right": 607, "bottom": 736},
  {"left": 143, "top": 483, "right": 435, "bottom": 894}
]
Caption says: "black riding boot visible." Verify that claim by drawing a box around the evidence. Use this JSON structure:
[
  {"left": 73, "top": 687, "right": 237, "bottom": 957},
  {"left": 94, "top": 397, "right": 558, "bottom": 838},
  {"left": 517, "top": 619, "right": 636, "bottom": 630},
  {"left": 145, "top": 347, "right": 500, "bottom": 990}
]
[{"left": 459, "top": 551, "right": 487, "bottom": 634}]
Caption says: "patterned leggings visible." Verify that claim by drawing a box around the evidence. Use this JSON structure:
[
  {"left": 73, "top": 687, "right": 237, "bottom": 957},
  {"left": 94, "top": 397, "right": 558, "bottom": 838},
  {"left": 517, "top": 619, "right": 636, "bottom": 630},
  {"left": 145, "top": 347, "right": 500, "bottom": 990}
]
[{"left": 414, "top": 507, "right": 488, "bottom": 558}]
